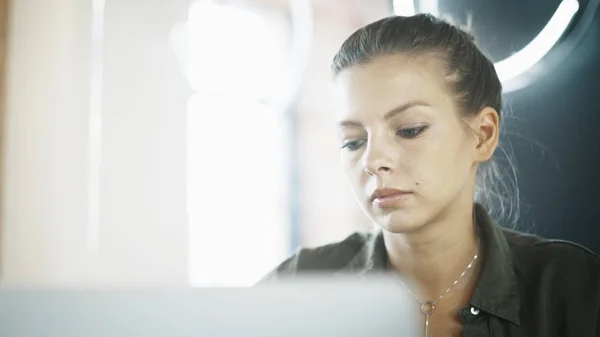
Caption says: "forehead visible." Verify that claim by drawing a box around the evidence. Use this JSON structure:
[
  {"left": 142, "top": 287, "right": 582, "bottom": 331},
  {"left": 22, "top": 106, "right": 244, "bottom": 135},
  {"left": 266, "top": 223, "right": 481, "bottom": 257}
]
[{"left": 333, "top": 55, "right": 453, "bottom": 120}]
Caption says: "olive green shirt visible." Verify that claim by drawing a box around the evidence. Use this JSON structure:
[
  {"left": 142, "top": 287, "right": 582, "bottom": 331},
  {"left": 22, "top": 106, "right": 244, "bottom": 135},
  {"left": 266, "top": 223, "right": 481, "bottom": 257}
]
[{"left": 263, "top": 204, "right": 600, "bottom": 336}]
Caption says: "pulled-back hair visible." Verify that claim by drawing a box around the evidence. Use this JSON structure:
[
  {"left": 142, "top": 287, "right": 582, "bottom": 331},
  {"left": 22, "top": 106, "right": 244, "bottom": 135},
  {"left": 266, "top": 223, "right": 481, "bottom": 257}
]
[{"left": 331, "top": 14, "right": 520, "bottom": 227}]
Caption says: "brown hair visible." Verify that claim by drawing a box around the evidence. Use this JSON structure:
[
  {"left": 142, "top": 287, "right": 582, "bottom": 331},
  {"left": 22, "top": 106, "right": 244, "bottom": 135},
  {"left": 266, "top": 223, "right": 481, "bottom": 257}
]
[{"left": 331, "top": 14, "right": 519, "bottom": 226}]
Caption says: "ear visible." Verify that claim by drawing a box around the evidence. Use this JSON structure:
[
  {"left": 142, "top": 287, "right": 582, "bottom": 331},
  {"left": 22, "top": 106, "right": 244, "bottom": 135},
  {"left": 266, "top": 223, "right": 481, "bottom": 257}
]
[{"left": 473, "top": 107, "right": 500, "bottom": 162}]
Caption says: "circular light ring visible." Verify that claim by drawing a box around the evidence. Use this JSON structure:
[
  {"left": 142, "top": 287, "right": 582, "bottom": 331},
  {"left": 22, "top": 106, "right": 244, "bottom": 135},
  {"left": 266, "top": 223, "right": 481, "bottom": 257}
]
[
  {"left": 392, "top": 0, "right": 581, "bottom": 92},
  {"left": 502, "top": 0, "right": 600, "bottom": 93}
]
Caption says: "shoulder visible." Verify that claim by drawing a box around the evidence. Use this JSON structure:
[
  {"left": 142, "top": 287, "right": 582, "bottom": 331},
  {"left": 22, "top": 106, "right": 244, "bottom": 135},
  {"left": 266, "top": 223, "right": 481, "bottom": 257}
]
[
  {"left": 503, "top": 227, "right": 600, "bottom": 295},
  {"left": 502, "top": 228, "right": 600, "bottom": 332},
  {"left": 503, "top": 227, "right": 600, "bottom": 272},
  {"left": 482, "top": 225, "right": 600, "bottom": 334},
  {"left": 259, "top": 231, "right": 373, "bottom": 282}
]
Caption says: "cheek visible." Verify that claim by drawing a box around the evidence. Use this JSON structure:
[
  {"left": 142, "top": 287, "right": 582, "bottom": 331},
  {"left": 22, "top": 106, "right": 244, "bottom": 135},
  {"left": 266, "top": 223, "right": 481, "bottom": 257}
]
[
  {"left": 341, "top": 153, "right": 369, "bottom": 191},
  {"left": 408, "top": 136, "right": 472, "bottom": 194},
  {"left": 340, "top": 149, "right": 364, "bottom": 172}
]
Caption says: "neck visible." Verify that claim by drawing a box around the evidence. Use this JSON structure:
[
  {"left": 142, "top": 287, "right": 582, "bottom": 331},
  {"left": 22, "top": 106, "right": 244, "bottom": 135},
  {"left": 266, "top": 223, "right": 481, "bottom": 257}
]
[{"left": 383, "top": 201, "right": 480, "bottom": 301}]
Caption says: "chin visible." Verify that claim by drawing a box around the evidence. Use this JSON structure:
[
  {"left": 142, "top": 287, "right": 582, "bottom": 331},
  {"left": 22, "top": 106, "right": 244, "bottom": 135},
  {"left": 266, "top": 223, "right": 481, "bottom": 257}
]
[{"left": 370, "top": 208, "right": 425, "bottom": 234}]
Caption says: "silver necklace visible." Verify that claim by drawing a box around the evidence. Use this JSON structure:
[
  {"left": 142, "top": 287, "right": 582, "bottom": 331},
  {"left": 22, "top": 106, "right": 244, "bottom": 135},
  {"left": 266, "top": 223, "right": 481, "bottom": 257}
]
[{"left": 394, "top": 241, "right": 479, "bottom": 337}]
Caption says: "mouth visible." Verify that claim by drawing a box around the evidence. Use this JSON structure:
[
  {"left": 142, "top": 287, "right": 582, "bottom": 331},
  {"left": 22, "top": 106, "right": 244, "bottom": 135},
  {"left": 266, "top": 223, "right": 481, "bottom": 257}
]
[{"left": 370, "top": 188, "right": 412, "bottom": 208}]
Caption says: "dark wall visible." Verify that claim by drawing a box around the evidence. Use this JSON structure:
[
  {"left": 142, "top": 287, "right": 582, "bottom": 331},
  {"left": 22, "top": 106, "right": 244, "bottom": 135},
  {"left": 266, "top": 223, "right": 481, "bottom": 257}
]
[
  {"left": 429, "top": 0, "right": 600, "bottom": 252},
  {"left": 505, "top": 7, "right": 600, "bottom": 253}
]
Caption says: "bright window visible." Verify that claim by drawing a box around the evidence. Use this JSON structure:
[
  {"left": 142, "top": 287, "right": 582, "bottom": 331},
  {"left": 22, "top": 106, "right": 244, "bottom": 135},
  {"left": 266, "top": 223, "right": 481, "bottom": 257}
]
[{"left": 185, "top": 1, "right": 292, "bottom": 287}]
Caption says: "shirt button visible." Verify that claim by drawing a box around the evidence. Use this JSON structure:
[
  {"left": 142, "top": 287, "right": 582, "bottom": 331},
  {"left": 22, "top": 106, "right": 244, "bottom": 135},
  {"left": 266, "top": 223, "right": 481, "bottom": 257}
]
[{"left": 470, "top": 307, "right": 480, "bottom": 316}]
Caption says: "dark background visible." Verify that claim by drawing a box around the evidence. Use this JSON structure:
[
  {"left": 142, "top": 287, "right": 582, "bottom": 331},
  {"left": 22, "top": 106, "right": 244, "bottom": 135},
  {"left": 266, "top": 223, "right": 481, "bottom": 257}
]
[{"left": 437, "top": 0, "right": 600, "bottom": 253}]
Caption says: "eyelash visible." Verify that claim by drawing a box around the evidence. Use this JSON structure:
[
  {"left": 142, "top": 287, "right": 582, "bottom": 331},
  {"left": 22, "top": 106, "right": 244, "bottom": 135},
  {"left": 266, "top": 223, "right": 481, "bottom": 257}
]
[
  {"left": 396, "top": 125, "right": 428, "bottom": 138},
  {"left": 341, "top": 126, "right": 428, "bottom": 151},
  {"left": 341, "top": 139, "right": 366, "bottom": 151}
]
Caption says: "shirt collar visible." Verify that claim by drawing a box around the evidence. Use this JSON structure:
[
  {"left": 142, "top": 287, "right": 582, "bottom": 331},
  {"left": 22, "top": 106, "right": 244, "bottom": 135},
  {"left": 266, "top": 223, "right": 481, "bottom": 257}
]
[
  {"left": 470, "top": 204, "right": 520, "bottom": 325},
  {"left": 337, "top": 204, "right": 521, "bottom": 325}
]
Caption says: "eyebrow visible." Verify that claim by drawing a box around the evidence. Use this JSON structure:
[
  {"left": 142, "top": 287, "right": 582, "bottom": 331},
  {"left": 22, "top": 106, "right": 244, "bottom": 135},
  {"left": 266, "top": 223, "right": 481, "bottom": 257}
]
[{"left": 338, "top": 100, "right": 431, "bottom": 128}]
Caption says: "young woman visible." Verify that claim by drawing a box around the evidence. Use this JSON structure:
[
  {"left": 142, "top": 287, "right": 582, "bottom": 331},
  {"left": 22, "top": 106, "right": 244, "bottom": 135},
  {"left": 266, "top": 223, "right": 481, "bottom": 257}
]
[{"left": 263, "top": 14, "right": 600, "bottom": 337}]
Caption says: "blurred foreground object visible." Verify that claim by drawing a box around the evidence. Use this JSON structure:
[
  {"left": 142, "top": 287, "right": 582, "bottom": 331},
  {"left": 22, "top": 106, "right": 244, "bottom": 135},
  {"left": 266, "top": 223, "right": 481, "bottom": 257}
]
[{"left": 0, "top": 275, "right": 418, "bottom": 337}]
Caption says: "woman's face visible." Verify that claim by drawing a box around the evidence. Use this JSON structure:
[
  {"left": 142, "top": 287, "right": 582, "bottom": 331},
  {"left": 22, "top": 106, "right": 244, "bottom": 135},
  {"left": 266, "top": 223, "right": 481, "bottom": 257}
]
[{"left": 334, "top": 55, "right": 484, "bottom": 233}]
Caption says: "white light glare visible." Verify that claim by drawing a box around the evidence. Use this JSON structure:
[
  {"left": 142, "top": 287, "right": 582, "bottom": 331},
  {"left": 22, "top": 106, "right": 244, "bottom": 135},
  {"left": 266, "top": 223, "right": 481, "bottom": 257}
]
[{"left": 187, "top": 1, "right": 284, "bottom": 99}]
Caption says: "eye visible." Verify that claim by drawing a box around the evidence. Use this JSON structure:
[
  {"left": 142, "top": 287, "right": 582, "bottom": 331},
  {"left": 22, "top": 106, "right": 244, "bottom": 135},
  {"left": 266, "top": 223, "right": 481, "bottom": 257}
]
[
  {"left": 396, "top": 125, "right": 428, "bottom": 139},
  {"left": 341, "top": 139, "right": 366, "bottom": 151}
]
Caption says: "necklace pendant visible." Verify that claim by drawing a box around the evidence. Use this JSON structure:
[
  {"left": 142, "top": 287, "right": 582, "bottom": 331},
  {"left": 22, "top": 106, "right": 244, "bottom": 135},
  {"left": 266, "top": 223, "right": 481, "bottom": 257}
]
[{"left": 420, "top": 301, "right": 436, "bottom": 315}]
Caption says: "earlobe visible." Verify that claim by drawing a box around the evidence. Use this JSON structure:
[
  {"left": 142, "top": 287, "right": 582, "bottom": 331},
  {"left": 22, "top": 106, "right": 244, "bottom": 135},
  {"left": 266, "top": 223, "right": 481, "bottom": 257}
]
[{"left": 475, "top": 107, "right": 500, "bottom": 162}]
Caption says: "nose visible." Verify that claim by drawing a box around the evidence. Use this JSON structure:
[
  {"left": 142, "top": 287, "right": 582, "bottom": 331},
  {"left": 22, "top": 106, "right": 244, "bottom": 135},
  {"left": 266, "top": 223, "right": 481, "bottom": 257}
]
[{"left": 363, "top": 140, "right": 395, "bottom": 177}]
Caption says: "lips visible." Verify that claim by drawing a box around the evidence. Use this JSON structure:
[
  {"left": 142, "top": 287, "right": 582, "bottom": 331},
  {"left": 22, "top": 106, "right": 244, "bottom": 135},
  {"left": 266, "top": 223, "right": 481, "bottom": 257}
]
[{"left": 370, "top": 188, "right": 412, "bottom": 208}]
